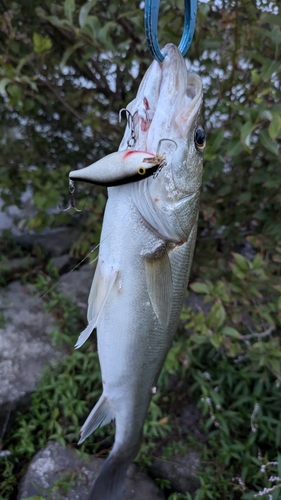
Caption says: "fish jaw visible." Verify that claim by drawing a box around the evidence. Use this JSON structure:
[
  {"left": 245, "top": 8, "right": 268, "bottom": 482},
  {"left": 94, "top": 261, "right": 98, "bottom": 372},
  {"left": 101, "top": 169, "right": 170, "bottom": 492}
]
[{"left": 119, "top": 43, "right": 203, "bottom": 158}]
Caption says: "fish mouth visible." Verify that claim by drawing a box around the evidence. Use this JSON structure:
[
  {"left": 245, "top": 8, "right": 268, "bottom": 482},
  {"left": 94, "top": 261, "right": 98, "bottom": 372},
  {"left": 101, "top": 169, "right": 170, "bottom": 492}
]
[{"left": 119, "top": 43, "right": 203, "bottom": 155}]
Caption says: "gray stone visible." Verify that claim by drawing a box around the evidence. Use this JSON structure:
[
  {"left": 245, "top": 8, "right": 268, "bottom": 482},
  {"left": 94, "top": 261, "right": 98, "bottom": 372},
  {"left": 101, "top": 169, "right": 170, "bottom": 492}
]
[
  {"left": 177, "top": 402, "right": 205, "bottom": 443},
  {"left": 0, "top": 195, "right": 34, "bottom": 235},
  {"left": 52, "top": 254, "right": 73, "bottom": 274},
  {"left": 0, "top": 256, "right": 36, "bottom": 283},
  {"left": 149, "top": 402, "right": 204, "bottom": 496},
  {"left": 149, "top": 452, "right": 200, "bottom": 495},
  {"left": 18, "top": 441, "right": 165, "bottom": 500},
  {"left": 183, "top": 290, "right": 212, "bottom": 316},
  {"left": 57, "top": 264, "right": 94, "bottom": 311},
  {"left": 233, "top": 239, "right": 257, "bottom": 260},
  {"left": 0, "top": 281, "right": 59, "bottom": 432},
  {"left": 14, "top": 227, "right": 80, "bottom": 257}
]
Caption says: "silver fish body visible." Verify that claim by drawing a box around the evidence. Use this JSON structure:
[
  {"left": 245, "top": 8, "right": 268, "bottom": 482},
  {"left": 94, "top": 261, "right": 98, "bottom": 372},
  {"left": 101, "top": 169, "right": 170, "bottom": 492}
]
[{"left": 73, "top": 44, "right": 205, "bottom": 500}]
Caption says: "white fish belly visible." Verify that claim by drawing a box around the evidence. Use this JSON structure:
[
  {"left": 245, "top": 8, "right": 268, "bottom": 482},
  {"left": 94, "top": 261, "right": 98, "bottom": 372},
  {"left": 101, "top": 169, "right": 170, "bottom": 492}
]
[{"left": 96, "top": 185, "right": 197, "bottom": 443}]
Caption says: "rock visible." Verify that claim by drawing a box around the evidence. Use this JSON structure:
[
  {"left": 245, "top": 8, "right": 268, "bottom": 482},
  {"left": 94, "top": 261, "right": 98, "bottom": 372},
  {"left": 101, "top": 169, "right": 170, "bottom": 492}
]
[
  {"left": 149, "top": 402, "right": 204, "bottom": 496},
  {"left": 0, "top": 281, "right": 60, "bottom": 433},
  {"left": 0, "top": 195, "right": 34, "bottom": 236},
  {"left": 52, "top": 254, "right": 75, "bottom": 274},
  {"left": 0, "top": 256, "right": 37, "bottom": 283},
  {"left": 57, "top": 264, "right": 94, "bottom": 310},
  {"left": 233, "top": 239, "right": 257, "bottom": 260},
  {"left": 183, "top": 290, "right": 212, "bottom": 316},
  {"left": 14, "top": 226, "right": 80, "bottom": 258},
  {"left": 149, "top": 452, "right": 200, "bottom": 496},
  {"left": 177, "top": 402, "right": 205, "bottom": 443},
  {"left": 18, "top": 441, "right": 165, "bottom": 500}
]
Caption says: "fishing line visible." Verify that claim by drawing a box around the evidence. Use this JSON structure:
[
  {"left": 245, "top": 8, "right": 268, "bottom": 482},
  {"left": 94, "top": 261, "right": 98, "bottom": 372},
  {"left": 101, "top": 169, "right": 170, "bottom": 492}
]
[
  {"left": 26, "top": 147, "right": 171, "bottom": 314},
  {"left": 26, "top": 243, "right": 100, "bottom": 312}
]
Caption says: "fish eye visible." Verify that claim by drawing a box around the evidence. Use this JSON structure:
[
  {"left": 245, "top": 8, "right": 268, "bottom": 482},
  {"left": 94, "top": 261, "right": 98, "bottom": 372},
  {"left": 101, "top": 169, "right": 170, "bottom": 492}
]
[{"left": 194, "top": 128, "right": 206, "bottom": 152}]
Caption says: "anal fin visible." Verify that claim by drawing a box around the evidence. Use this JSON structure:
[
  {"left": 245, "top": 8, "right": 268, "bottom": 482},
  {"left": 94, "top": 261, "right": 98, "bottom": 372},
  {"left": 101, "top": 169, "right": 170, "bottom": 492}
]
[{"left": 78, "top": 395, "right": 114, "bottom": 444}]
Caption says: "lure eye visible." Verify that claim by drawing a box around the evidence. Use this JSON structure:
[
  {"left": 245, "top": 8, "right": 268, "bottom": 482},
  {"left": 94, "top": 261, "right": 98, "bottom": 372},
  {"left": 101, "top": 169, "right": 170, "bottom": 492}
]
[
  {"left": 138, "top": 167, "right": 146, "bottom": 175},
  {"left": 194, "top": 128, "right": 206, "bottom": 152}
]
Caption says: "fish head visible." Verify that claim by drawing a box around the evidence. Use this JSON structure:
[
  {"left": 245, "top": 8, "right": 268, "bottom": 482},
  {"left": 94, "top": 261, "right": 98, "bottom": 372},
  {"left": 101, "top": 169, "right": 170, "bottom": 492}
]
[
  {"left": 168, "top": 72, "right": 205, "bottom": 197},
  {"left": 119, "top": 44, "right": 205, "bottom": 197}
]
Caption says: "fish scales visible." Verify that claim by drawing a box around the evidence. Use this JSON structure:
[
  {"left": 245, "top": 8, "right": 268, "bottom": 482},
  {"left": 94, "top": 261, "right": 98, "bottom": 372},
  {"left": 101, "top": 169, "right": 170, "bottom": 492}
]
[{"left": 70, "top": 43, "right": 205, "bottom": 500}]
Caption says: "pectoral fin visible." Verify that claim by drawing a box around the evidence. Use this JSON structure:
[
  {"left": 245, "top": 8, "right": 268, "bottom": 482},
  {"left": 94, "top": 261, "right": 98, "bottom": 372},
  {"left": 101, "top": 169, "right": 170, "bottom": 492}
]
[
  {"left": 75, "top": 261, "right": 117, "bottom": 349},
  {"left": 144, "top": 245, "right": 172, "bottom": 328}
]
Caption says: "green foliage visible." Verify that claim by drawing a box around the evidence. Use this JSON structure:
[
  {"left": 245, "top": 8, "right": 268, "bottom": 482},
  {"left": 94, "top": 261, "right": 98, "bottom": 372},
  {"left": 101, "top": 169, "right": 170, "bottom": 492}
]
[
  {"left": 0, "top": 0, "right": 281, "bottom": 499},
  {"left": 0, "top": 0, "right": 279, "bottom": 244},
  {"left": 187, "top": 250, "right": 281, "bottom": 378}
]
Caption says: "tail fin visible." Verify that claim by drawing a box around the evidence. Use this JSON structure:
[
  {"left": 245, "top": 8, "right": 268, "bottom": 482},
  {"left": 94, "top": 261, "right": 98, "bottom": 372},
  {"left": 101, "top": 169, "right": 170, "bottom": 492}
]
[
  {"left": 78, "top": 395, "right": 114, "bottom": 444},
  {"left": 87, "top": 452, "right": 129, "bottom": 500}
]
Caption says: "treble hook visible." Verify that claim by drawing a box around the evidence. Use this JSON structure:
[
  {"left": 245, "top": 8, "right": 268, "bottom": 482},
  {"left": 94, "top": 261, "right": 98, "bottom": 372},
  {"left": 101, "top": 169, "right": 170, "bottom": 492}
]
[
  {"left": 156, "top": 138, "right": 178, "bottom": 155},
  {"left": 61, "top": 179, "right": 82, "bottom": 212},
  {"left": 144, "top": 0, "right": 197, "bottom": 62},
  {"left": 151, "top": 139, "right": 178, "bottom": 179},
  {"left": 119, "top": 108, "right": 136, "bottom": 148}
]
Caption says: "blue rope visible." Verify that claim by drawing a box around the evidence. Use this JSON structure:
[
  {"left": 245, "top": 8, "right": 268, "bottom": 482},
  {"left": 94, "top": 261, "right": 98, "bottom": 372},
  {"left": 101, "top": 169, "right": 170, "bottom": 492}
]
[{"left": 144, "top": 0, "right": 197, "bottom": 62}]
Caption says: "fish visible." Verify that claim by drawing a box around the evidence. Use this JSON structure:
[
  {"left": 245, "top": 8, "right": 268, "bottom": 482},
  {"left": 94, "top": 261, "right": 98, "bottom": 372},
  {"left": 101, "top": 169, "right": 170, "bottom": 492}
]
[{"left": 70, "top": 43, "right": 205, "bottom": 500}]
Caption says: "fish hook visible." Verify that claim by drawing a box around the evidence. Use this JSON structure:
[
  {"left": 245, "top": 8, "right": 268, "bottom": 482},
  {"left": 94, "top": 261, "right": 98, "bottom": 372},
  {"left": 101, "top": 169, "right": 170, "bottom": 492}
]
[
  {"left": 153, "top": 139, "right": 178, "bottom": 179},
  {"left": 144, "top": 0, "right": 197, "bottom": 62},
  {"left": 61, "top": 179, "right": 83, "bottom": 212},
  {"left": 119, "top": 108, "right": 136, "bottom": 148},
  {"left": 156, "top": 138, "right": 178, "bottom": 155}
]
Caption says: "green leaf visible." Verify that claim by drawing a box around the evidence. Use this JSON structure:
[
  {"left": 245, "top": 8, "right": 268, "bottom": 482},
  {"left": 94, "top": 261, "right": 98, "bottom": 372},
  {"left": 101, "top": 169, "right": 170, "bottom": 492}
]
[
  {"left": 251, "top": 70, "right": 260, "bottom": 85},
  {"left": 64, "top": 0, "right": 75, "bottom": 23},
  {"left": 227, "top": 140, "right": 243, "bottom": 157},
  {"left": 213, "top": 281, "right": 231, "bottom": 302},
  {"left": 240, "top": 121, "right": 254, "bottom": 147},
  {"left": 269, "top": 113, "right": 281, "bottom": 140},
  {"left": 60, "top": 41, "right": 84, "bottom": 70},
  {"left": 261, "top": 60, "right": 280, "bottom": 82},
  {"left": 210, "top": 332, "right": 222, "bottom": 348},
  {"left": 79, "top": 0, "right": 97, "bottom": 27},
  {"left": 0, "top": 77, "right": 11, "bottom": 95},
  {"left": 221, "top": 326, "right": 240, "bottom": 338},
  {"left": 237, "top": 192, "right": 251, "bottom": 204},
  {"left": 189, "top": 282, "right": 210, "bottom": 294},
  {"left": 259, "top": 109, "right": 272, "bottom": 121},
  {"left": 259, "top": 129, "right": 279, "bottom": 156},
  {"left": 33, "top": 33, "right": 52, "bottom": 54},
  {"left": 82, "top": 15, "right": 100, "bottom": 39},
  {"left": 232, "top": 253, "right": 249, "bottom": 271},
  {"left": 208, "top": 301, "right": 226, "bottom": 329},
  {"left": 98, "top": 21, "right": 116, "bottom": 46}
]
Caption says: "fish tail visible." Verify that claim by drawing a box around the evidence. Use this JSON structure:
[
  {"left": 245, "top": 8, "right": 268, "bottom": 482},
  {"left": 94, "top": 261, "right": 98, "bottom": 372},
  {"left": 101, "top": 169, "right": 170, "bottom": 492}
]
[{"left": 87, "top": 451, "right": 130, "bottom": 500}]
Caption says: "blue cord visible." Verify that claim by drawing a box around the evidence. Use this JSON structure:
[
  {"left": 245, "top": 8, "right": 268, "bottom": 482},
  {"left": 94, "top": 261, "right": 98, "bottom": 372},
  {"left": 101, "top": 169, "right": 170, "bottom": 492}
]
[{"left": 144, "top": 0, "right": 197, "bottom": 62}]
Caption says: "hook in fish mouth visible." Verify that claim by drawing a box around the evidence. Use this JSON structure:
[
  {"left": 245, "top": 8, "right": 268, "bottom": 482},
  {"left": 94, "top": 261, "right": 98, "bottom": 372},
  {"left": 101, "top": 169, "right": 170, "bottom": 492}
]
[{"left": 156, "top": 138, "right": 177, "bottom": 155}]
